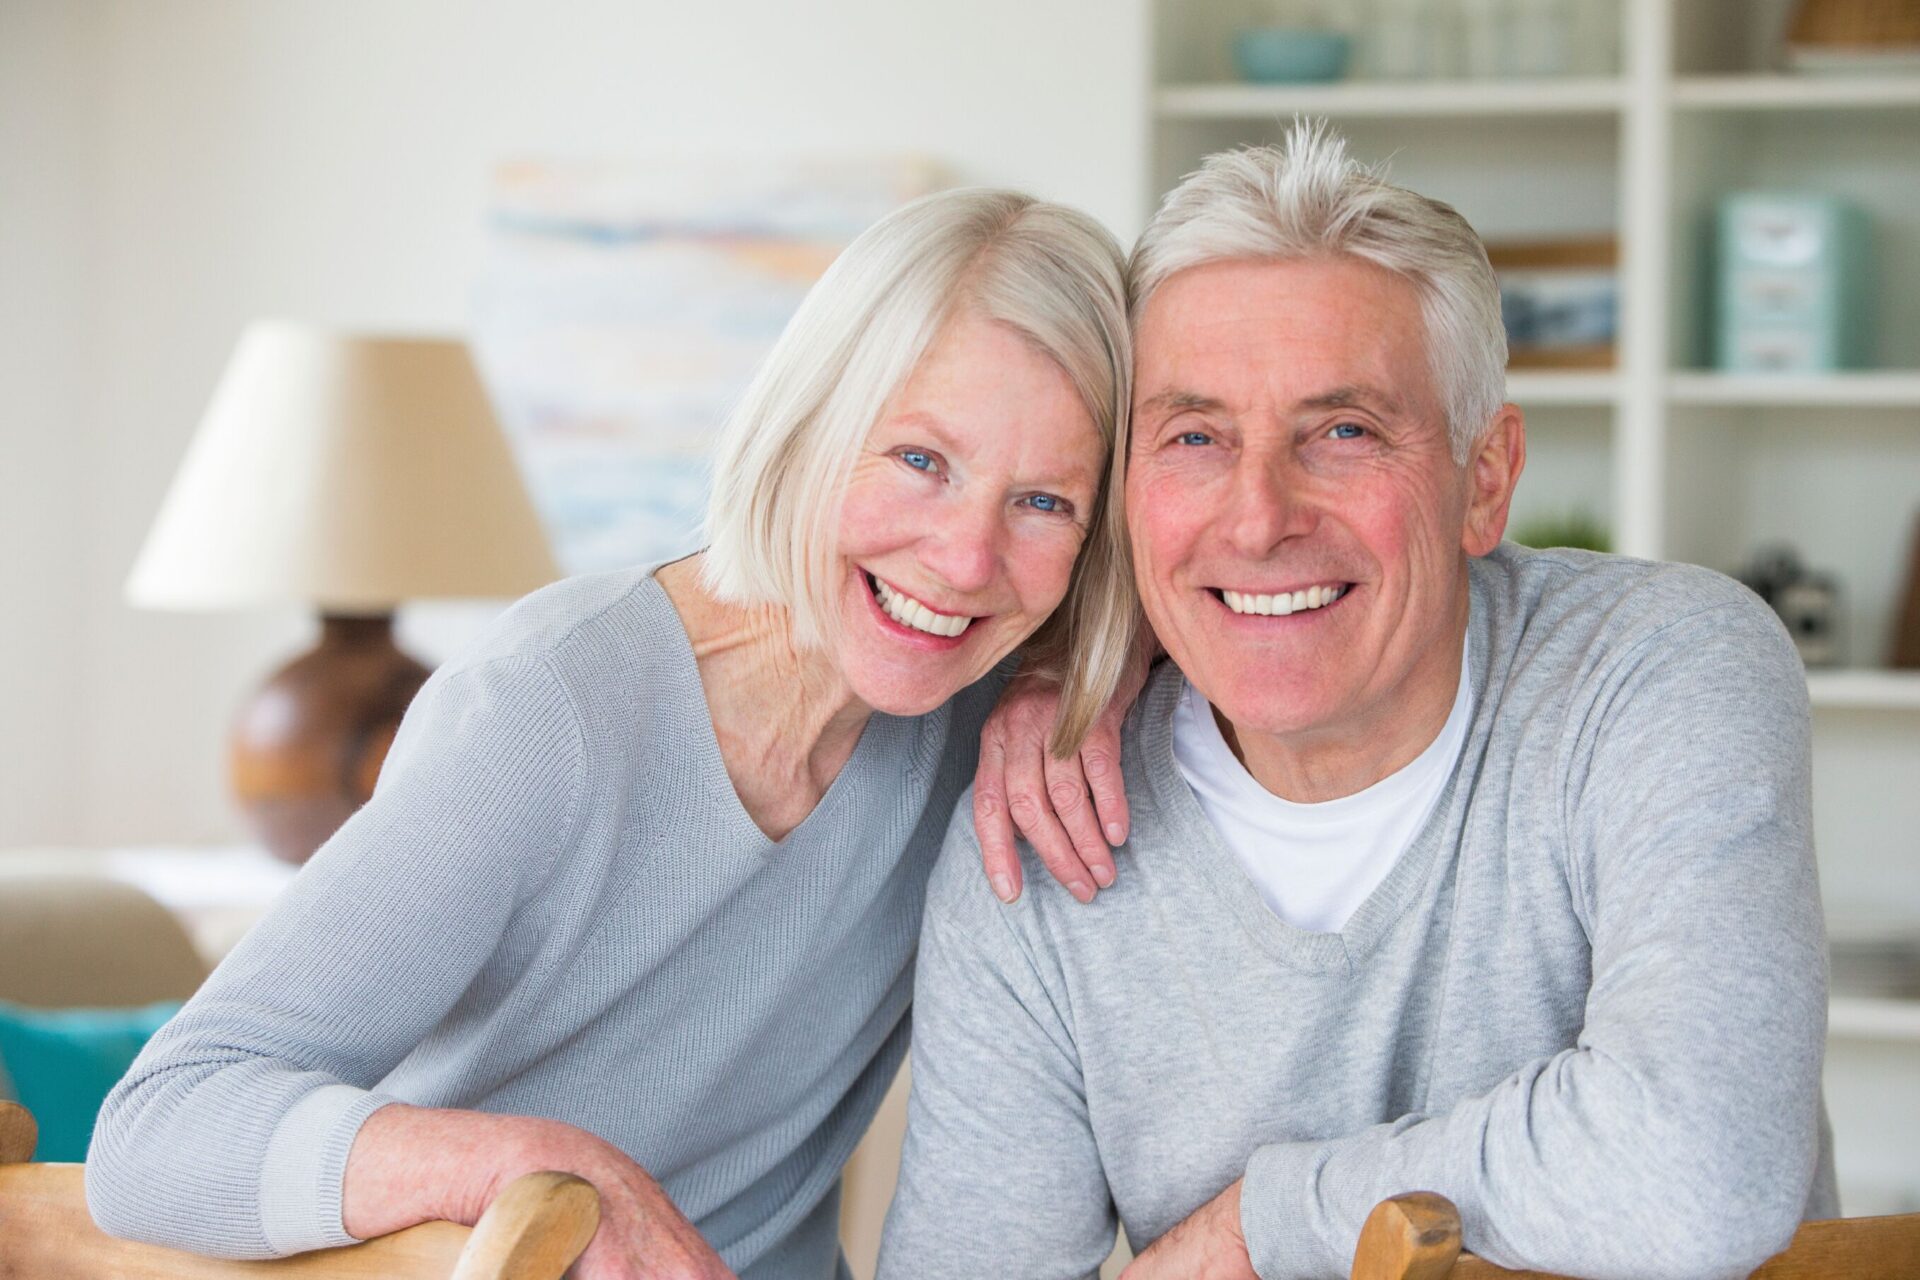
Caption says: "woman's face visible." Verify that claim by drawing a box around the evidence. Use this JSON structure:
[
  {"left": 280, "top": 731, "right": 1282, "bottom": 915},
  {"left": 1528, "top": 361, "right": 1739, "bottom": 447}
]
[{"left": 833, "top": 311, "right": 1105, "bottom": 716}]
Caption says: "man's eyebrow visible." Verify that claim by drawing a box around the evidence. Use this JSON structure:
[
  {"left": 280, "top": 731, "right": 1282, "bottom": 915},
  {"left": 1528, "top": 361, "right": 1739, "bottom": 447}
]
[
  {"left": 1299, "top": 384, "right": 1404, "bottom": 415},
  {"left": 1137, "top": 389, "right": 1224, "bottom": 416}
]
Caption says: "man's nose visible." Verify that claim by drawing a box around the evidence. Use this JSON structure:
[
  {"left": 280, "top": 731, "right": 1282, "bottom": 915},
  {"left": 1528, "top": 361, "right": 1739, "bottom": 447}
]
[
  {"left": 920, "top": 495, "right": 1003, "bottom": 596},
  {"left": 1223, "top": 450, "right": 1316, "bottom": 557}
]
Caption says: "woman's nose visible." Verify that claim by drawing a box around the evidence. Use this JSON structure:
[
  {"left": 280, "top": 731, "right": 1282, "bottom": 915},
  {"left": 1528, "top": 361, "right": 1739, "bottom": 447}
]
[{"left": 920, "top": 498, "right": 1003, "bottom": 596}]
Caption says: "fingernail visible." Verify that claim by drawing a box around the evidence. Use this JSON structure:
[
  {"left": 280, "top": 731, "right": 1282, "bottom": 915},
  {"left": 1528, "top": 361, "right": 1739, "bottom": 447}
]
[
  {"left": 1092, "top": 864, "right": 1114, "bottom": 888},
  {"left": 1069, "top": 880, "right": 1092, "bottom": 902},
  {"left": 991, "top": 873, "right": 1016, "bottom": 903},
  {"left": 1106, "top": 823, "right": 1126, "bottom": 845}
]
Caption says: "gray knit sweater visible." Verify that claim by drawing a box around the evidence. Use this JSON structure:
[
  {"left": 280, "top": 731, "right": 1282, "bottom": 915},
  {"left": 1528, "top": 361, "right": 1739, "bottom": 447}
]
[
  {"left": 88, "top": 566, "right": 1002, "bottom": 1280},
  {"left": 881, "top": 545, "right": 1836, "bottom": 1280}
]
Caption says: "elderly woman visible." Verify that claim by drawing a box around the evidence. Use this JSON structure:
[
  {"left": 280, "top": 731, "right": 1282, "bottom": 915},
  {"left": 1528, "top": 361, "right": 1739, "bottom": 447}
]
[{"left": 87, "top": 188, "right": 1135, "bottom": 1280}]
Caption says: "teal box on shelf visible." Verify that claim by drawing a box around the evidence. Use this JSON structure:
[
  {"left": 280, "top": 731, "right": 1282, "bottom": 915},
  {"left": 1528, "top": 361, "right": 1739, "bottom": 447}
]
[{"left": 1715, "top": 193, "right": 1870, "bottom": 373}]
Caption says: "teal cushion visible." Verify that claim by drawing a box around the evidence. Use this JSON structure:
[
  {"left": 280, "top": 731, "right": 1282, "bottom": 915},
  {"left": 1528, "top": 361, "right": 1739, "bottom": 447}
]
[{"left": 0, "top": 999, "right": 181, "bottom": 1162}]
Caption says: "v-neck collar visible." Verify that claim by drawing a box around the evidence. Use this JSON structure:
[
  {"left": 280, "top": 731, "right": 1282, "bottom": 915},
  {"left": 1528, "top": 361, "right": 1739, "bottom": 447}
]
[
  {"left": 638, "top": 570, "right": 930, "bottom": 857},
  {"left": 1132, "top": 583, "right": 1492, "bottom": 975}
]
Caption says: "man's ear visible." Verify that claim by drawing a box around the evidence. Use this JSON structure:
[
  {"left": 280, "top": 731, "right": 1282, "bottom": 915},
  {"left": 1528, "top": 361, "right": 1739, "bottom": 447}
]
[{"left": 1461, "top": 405, "right": 1526, "bottom": 557}]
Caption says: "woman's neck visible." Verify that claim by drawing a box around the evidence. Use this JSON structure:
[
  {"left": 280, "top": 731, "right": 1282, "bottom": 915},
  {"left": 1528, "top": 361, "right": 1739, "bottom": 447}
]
[{"left": 657, "top": 556, "right": 872, "bottom": 841}]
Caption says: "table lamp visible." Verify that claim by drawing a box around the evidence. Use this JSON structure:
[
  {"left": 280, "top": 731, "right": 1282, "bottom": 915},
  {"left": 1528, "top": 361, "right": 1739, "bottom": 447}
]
[{"left": 127, "top": 322, "right": 560, "bottom": 864}]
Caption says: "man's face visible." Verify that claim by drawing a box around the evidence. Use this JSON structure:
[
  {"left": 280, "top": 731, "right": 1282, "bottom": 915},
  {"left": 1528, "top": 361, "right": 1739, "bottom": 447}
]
[{"left": 1127, "top": 255, "right": 1509, "bottom": 752}]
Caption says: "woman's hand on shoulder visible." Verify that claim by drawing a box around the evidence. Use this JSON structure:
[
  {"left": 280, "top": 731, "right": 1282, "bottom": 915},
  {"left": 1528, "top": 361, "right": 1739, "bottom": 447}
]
[{"left": 972, "top": 647, "right": 1152, "bottom": 905}]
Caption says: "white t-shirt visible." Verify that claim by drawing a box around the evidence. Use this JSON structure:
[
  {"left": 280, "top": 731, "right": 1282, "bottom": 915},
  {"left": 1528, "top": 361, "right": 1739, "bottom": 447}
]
[{"left": 1170, "top": 646, "right": 1474, "bottom": 933}]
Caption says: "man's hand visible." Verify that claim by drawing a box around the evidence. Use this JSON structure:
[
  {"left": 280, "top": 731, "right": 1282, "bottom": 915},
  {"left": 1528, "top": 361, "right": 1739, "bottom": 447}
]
[
  {"left": 344, "top": 1103, "right": 736, "bottom": 1279},
  {"left": 1119, "top": 1180, "right": 1256, "bottom": 1280}
]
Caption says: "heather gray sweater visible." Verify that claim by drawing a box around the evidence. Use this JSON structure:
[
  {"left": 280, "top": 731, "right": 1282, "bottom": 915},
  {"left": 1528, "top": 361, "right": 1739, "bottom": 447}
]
[
  {"left": 881, "top": 545, "right": 1836, "bottom": 1280},
  {"left": 88, "top": 566, "right": 1002, "bottom": 1280}
]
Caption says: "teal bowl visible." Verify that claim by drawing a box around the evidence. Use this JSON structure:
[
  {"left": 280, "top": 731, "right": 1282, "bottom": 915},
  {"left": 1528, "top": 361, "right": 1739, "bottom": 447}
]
[{"left": 1232, "top": 28, "right": 1352, "bottom": 83}]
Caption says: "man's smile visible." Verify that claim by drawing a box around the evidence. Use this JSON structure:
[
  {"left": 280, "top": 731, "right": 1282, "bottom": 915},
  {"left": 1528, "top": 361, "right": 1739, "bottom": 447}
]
[{"left": 1207, "top": 582, "right": 1351, "bottom": 617}]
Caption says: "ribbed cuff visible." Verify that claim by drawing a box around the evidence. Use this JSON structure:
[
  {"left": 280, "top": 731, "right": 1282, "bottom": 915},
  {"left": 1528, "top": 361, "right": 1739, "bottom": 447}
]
[
  {"left": 1241, "top": 1142, "right": 1343, "bottom": 1280},
  {"left": 259, "top": 1085, "right": 398, "bottom": 1255}
]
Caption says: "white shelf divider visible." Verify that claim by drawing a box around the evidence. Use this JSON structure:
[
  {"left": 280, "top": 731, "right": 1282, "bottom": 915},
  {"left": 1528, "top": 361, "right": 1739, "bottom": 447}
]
[
  {"left": 1807, "top": 670, "right": 1920, "bottom": 712},
  {"left": 1668, "top": 371, "right": 1920, "bottom": 408},
  {"left": 1674, "top": 75, "right": 1920, "bottom": 112},
  {"left": 1155, "top": 79, "right": 1627, "bottom": 121},
  {"left": 1829, "top": 995, "right": 1920, "bottom": 1043}
]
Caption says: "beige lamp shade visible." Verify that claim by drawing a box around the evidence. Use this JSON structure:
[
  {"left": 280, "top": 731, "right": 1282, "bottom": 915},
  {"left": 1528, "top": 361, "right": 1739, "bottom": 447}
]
[{"left": 127, "top": 321, "right": 560, "bottom": 611}]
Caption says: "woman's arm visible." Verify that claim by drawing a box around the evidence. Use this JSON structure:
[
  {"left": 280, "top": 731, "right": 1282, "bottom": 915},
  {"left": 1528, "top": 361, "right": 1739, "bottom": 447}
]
[{"left": 87, "top": 657, "right": 583, "bottom": 1258}]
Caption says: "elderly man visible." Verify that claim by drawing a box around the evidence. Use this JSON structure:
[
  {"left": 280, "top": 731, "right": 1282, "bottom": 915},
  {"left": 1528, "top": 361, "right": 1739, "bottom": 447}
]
[{"left": 878, "top": 124, "right": 1834, "bottom": 1280}]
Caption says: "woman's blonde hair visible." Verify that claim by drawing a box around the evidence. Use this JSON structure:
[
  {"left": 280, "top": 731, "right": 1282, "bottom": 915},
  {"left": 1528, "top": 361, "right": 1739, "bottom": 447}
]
[{"left": 701, "top": 187, "right": 1135, "bottom": 754}]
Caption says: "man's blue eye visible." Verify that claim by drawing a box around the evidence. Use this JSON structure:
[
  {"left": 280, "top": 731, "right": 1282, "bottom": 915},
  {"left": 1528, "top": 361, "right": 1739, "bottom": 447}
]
[
  {"left": 1330, "top": 423, "right": 1366, "bottom": 440},
  {"left": 1176, "top": 431, "right": 1212, "bottom": 446}
]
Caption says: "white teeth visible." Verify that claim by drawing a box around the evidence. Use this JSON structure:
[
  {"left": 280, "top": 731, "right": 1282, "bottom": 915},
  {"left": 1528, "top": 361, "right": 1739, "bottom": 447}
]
[
  {"left": 1220, "top": 584, "right": 1346, "bottom": 617},
  {"left": 871, "top": 576, "right": 973, "bottom": 638}
]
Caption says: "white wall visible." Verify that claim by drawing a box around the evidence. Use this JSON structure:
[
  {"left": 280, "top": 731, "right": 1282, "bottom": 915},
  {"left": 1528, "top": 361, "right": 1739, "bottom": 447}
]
[
  {"left": 0, "top": 0, "right": 96, "bottom": 845},
  {"left": 22, "top": 0, "right": 1149, "bottom": 845}
]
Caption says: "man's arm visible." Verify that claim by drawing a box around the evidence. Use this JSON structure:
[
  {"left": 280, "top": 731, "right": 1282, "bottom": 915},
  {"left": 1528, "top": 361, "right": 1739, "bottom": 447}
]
[
  {"left": 1141, "top": 596, "right": 1827, "bottom": 1280},
  {"left": 878, "top": 802, "right": 1119, "bottom": 1280}
]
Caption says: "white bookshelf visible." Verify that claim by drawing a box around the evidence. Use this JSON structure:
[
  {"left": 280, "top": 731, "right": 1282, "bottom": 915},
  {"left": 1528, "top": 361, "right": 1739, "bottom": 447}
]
[
  {"left": 1508, "top": 371, "right": 1623, "bottom": 407},
  {"left": 1808, "top": 670, "right": 1920, "bottom": 712},
  {"left": 1668, "top": 372, "right": 1920, "bottom": 407},
  {"left": 1673, "top": 75, "right": 1920, "bottom": 111},
  {"left": 1830, "top": 996, "right": 1920, "bottom": 1043},
  {"left": 1147, "top": 0, "right": 1920, "bottom": 1209},
  {"left": 1156, "top": 78, "right": 1627, "bottom": 119}
]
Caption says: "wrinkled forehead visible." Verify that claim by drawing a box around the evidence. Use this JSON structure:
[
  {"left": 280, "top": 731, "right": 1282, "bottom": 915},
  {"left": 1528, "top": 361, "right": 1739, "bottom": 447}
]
[{"left": 1129, "top": 257, "right": 1439, "bottom": 412}]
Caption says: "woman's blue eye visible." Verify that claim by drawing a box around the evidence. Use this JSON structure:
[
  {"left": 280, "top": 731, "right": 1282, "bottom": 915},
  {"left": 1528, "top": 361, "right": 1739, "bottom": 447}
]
[
  {"left": 1024, "top": 493, "right": 1068, "bottom": 514},
  {"left": 1176, "top": 431, "right": 1212, "bottom": 446},
  {"left": 1330, "top": 423, "right": 1367, "bottom": 440},
  {"left": 899, "top": 450, "right": 935, "bottom": 472}
]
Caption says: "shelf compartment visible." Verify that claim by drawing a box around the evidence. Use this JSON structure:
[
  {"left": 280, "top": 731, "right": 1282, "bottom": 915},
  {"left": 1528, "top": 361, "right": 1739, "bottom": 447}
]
[
  {"left": 1830, "top": 995, "right": 1920, "bottom": 1042},
  {"left": 1808, "top": 671, "right": 1920, "bottom": 712},
  {"left": 1667, "top": 372, "right": 1920, "bottom": 407},
  {"left": 1674, "top": 76, "right": 1920, "bottom": 112},
  {"left": 1154, "top": 78, "right": 1627, "bottom": 121}
]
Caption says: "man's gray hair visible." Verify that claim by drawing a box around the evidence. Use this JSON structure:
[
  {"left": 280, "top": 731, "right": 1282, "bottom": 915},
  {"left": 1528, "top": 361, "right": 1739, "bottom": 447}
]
[{"left": 1130, "top": 120, "right": 1507, "bottom": 462}]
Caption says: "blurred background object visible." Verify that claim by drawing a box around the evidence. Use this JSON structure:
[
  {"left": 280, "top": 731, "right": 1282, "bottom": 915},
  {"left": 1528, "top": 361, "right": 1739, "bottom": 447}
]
[
  {"left": 1489, "top": 236, "right": 1620, "bottom": 368},
  {"left": 1716, "top": 193, "right": 1871, "bottom": 372},
  {"left": 126, "top": 325, "right": 559, "bottom": 862},
  {"left": 1786, "top": 0, "right": 1920, "bottom": 72}
]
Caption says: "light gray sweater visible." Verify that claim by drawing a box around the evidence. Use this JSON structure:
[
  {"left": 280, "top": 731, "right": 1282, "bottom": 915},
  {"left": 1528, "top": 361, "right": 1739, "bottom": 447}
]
[
  {"left": 88, "top": 566, "right": 1002, "bottom": 1280},
  {"left": 881, "top": 545, "right": 1836, "bottom": 1280}
]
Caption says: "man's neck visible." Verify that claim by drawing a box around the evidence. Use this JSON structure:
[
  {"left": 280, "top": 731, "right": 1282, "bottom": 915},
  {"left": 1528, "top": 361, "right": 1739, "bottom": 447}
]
[{"left": 1218, "top": 628, "right": 1468, "bottom": 805}]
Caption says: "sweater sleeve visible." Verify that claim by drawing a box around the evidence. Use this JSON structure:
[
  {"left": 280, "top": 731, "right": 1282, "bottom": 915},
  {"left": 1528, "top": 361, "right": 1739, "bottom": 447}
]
[
  {"left": 1238, "top": 595, "right": 1827, "bottom": 1280},
  {"left": 877, "top": 799, "right": 1118, "bottom": 1280},
  {"left": 86, "top": 655, "right": 585, "bottom": 1260}
]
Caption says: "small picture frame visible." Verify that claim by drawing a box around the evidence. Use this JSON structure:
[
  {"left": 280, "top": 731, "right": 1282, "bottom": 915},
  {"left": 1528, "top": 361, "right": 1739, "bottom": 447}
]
[{"left": 1486, "top": 236, "right": 1619, "bottom": 370}]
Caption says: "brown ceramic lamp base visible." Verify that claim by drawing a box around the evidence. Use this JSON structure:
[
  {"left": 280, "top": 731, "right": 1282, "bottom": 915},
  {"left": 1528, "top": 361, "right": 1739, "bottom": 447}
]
[{"left": 230, "top": 612, "right": 431, "bottom": 865}]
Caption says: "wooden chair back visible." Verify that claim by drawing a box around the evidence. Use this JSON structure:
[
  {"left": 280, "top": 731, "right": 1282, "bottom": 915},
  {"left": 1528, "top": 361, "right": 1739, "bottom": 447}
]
[
  {"left": 1351, "top": 1191, "right": 1920, "bottom": 1280},
  {"left": 0, "top": 1101, "right": 600, "bottom": 1279}
]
